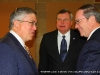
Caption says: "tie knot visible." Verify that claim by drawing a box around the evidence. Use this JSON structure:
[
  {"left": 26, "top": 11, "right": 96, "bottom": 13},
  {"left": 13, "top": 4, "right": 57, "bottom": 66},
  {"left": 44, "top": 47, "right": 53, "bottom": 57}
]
[
  {"left": 24, "top": 45, "right": 32, "bottom": 59},
  {"left": 62, "top": 35, "right": 65, "bottom": 39},
  {"left": 24, "top": 45, "right": 29, "bottom": 51}
]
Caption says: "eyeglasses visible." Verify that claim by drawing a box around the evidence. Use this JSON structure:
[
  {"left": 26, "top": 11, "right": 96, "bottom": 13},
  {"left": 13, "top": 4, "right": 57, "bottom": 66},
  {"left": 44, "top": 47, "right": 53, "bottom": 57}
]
[
  {"left": 57, "top": 18, "right": 71, "bottom": 22},
  {"left": 75, "top": 18, "right": 85, "bottom": 25},
  {"left": 17, "top": 20, "right": 38, "bottom": 27}
]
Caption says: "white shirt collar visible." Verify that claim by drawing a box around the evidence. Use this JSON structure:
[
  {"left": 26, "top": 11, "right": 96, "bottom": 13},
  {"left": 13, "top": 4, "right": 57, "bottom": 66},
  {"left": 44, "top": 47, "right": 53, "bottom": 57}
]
[
  {"left": 58, "top": 30, "right": 70, "bottom": 38},
  {"left": 87, "top": 27, "right": 100, "bottom": 40},
  {"left": 58, "top": 30, "right": 70, "bottom": 51},
  {"left": 9, "top": 30, "right": 25, "bottom": 47}
]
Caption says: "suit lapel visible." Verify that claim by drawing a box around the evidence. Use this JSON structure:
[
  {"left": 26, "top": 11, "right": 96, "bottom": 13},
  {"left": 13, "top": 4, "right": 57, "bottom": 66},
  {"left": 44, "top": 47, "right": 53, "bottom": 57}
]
[
  {"left": 2, "top": 33, "right": 37, "bottom": 73},
  {"left": 89, "top": 28, "right": 100, "bottom": 40},
  {"left": 64, "top": 30, "right": 78, "bottom": 63},
  {"left": 68, "top": 30, "right": 77, "bottom": 53},
  {"left": 49, "top": 30, "right": 62, "bottom": 64},
  {"left": 49, "top": 30, "right": 78, "bottom": 64}
]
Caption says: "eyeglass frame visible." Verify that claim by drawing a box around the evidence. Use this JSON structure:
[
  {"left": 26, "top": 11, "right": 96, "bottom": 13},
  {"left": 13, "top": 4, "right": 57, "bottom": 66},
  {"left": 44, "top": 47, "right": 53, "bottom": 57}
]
[
  {"left": 17, "top": 20, "right": 38, "bottom": 27},
  {"left": 57, "top": 18, "right": 71, "bottom": 22},
  {"left": 75, "top": 18, "right": 86, "bottom": 25}
]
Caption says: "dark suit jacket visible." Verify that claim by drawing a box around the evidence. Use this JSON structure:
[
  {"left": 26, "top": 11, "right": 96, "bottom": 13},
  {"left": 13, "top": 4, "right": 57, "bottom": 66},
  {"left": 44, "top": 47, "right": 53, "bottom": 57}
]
[
  {"left": 0, "top": 32, "right": 38, "bottom": 75},
  {"left": 38, "top": 29, "right": 86, "bottom": 75},
  {"left": 76, "top": 28, "right": 100, "bottom": 75}
]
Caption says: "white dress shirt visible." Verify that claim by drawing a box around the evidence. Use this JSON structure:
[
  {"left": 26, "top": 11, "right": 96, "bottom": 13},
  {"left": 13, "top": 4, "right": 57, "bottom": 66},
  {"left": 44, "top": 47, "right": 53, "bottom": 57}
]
[
  {"left": 10, "top": 30, "right": 25, "bottom": 48},
  {"left": 57, "top": 30, "right": 70, "bottom": 54},
  {"left": 87, "top": 27, "right": 100, "bottom": 40}
]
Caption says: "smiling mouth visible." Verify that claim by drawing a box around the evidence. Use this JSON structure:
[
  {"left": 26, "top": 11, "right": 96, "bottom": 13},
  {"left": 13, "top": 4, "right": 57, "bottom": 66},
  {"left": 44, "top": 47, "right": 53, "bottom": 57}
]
[{"left": 30, "top": 32, "right": 34, "bottom": 36}]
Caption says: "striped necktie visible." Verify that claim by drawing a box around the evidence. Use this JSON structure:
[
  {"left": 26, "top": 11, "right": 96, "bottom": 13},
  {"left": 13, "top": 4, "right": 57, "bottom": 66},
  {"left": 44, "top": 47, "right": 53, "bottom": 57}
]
[{"left": 24, "top": 45, "right": 32, "bottom": 59}]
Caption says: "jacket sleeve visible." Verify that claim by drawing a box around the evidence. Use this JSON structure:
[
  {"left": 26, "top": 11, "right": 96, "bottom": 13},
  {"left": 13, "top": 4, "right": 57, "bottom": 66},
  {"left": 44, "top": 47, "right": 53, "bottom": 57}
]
[
  {"left": 38, "top": 34, "right": 49, "bottom": 75},
  {"left": 76, "top": 40, "right": 100, "bottom": 75},
  {"left": 0, "top": 43, "right": 18, "bottom": 75}
]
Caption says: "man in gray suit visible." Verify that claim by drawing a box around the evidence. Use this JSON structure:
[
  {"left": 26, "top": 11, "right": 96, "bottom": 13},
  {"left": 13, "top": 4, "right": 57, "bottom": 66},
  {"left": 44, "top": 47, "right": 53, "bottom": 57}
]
[
  {"left": 0, "top": 7, "right": 38, "bottom": 75},
  {"left": 75, "top": 4, "right": 100, "bottom": 75}
]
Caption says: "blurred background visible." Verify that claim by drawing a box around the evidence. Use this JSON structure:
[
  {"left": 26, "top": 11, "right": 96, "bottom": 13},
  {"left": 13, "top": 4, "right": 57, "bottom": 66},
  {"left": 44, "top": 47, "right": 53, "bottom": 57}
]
[{"left": 0, "top": 0, "right": 99, "bottom": 67}]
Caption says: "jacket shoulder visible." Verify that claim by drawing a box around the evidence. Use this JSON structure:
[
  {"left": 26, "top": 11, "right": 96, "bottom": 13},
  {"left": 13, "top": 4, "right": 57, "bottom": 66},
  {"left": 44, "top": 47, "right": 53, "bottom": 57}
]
[
  {"left": 71, "top": 29, "right": 87, "bottom": 40},
  {"left": 43, "top": 30, "right": 57, "bottom": 37}
]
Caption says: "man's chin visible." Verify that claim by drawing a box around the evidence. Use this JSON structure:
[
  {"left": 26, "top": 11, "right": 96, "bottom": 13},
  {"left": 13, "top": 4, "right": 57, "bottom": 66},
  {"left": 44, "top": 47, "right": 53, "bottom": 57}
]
[
  {"left": 28, "top": 37, "right": 33, "bottom": 41},
  {"left": 78, "top": 31, "right": 82, "bottom": 36}
]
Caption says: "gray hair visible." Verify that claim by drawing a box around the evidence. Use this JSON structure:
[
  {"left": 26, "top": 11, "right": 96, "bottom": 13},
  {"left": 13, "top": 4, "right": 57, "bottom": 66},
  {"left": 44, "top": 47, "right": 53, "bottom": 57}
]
[
  {"left": 57, "top": 9, "right": 73, "bottom": 20},
  {"left": 9, "top": 7, "right": 37, "bottom": 29},
  {"left": 78, "top": 4, "right": 100, "bottom": 23}
]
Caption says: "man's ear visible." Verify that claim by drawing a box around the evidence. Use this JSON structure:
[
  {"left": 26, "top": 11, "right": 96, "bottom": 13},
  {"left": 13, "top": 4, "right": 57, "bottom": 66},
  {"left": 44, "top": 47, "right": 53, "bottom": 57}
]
[
  {"left": 89, "top": 16, "right": 96, "bottom": 24},
  {"left": 13, "top": 20, "right": 19, "bottom": 28},
  {"left": 71, "top": 21, "right": 73, "bottom": 26}
]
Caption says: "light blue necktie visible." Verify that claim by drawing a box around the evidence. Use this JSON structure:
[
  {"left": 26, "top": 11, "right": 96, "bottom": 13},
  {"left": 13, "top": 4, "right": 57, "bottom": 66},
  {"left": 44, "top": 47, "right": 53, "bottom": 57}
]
[{"left": 60, "top": 36, "right": 67, "bottom": 62}]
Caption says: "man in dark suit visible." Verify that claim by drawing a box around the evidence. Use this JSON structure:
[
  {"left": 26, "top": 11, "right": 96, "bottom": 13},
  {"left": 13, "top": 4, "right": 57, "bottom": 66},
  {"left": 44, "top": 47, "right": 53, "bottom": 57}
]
[
  {"left": 0, "top": 7, "right": 38, "bottom": 75},
  {"left": 75, "top": 4, "right": 100, "bottom": 75},
  {"left": 38, "top": 9, "right": 86, "bottom": 75}
]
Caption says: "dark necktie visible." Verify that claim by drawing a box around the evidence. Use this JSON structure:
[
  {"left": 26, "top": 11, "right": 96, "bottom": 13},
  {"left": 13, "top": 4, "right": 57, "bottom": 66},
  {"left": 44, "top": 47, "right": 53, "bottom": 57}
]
[{"left": 60, "top": 36, "right": 67, "bottom": 62}]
